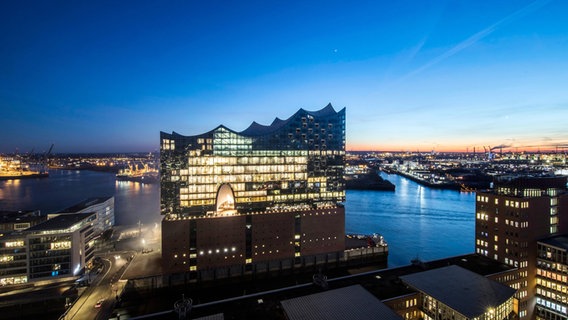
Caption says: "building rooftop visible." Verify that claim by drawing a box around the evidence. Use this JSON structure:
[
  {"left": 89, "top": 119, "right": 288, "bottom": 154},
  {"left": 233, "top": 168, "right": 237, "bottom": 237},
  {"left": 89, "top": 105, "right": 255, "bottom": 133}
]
[
  {"left": 400, "top": 265, "right": 516, "bottom": 318},
  {"left": 57, "top": 196, "right": 113, "bottom": 213},
  {"left": 0, "top": 211, "right": 44, "bottom": 224},
  {"left": 241, "top": 103, "right": 343, "bottom": 136},
  {"left": 493, "top": 175, "right": 567, "bottom": 189},
  {"left": 0, "top": 210, "right": 47, "bottom": 233},
  {"left": 194, "top": 314, "right": 224, "bottom": 320},
  {"left": 281, "top": 285, "right": 402, "bottom": 320},
  {"left": 538, "top": 234, "right": 568, "bottom": 250},
  {"left": 117, "top": 253, "right": 514, "bottom": 319},
  {"left": 161, "top": 104, "right": 345, "bottom": 139},
  {"left": 26, "top": 212, "right": 95, "bottom": 232}
]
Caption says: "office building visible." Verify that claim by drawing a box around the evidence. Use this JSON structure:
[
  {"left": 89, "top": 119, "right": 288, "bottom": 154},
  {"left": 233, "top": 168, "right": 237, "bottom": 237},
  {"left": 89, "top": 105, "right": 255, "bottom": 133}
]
[
  {"left": 536, "top": 235, "right": 568, "bottom": 319},
  {"left": 160, "top": 104, "right": 346, "bottom": 278},
  {"left": 0, "top": 234, "right": 28, "bottom": 286},
  {"left": 0, "top": 213, "right": 96, "bottom": 286},
  {"left": 0, "top": 210, "right": 46, "bottom": 232},
  {"left": 55, "top": 196, "right": 115, "bottom": 235},
  {"left": 475, "top": 175, "right": 568, "bottom": 319},
  {"left": 26, "top": 213, "right": 96, "bottom": 280}
]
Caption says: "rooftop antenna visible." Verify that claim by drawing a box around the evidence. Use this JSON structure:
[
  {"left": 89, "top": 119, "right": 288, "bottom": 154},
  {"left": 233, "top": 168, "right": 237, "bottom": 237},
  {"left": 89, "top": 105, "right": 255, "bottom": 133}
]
[{"left": 174, "top": 294, "right": 192, "bottom": 320}]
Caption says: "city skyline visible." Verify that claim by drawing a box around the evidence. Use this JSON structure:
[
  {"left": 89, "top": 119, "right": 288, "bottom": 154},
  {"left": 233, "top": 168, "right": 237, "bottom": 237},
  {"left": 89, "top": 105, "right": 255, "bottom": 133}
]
[{"left": 1, "top": 1, "right": 567, "bottom": 153}]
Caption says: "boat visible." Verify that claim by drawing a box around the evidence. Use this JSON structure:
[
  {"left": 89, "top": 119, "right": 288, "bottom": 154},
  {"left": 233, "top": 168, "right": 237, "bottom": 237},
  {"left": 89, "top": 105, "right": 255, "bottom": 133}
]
[
  {"left": 0, "top": 156, "right": 49, "bottom": 180},
  {"left": 116, "top": 162, "right": 158, "bottom": 183},
  {"left": 346, "top": 233, "right": 387, "bottom": 248}
]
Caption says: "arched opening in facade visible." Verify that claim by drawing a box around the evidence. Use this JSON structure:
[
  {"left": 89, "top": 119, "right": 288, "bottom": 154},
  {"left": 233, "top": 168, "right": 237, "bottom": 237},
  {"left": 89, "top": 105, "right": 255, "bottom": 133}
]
[{"left": 216, "top": 183, "right": 236, "bottom": 215}]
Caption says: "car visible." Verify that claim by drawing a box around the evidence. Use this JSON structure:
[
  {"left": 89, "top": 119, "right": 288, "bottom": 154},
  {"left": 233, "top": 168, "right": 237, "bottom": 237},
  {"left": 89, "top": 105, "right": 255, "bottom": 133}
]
[{"left": 94, "top": 299, "right": 104, "bottom": 308}]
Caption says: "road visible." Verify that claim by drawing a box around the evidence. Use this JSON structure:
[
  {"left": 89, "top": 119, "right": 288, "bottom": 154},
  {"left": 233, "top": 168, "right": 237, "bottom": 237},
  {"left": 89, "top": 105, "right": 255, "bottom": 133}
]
[{"left": 61, "top": 251, "right": 134, "bottom": 320}]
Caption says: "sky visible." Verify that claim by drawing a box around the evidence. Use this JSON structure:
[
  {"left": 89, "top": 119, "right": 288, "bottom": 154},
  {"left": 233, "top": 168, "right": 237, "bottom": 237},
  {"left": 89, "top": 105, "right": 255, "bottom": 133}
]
[{"left": 1, "top": 0, "right": 567, "bottom": 153}]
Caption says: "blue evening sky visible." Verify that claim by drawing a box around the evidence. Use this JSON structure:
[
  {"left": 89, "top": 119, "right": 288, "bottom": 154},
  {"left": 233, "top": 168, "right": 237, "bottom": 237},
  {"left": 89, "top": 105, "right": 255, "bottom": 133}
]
[{"left": 1, "top": 0, "right": 567, "bottom": 153}]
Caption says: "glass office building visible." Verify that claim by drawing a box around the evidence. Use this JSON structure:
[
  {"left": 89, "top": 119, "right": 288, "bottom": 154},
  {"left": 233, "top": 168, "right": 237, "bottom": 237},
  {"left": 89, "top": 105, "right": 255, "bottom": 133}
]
[{"left": 160, "top": 104, "right": 346, "bottom": 278}]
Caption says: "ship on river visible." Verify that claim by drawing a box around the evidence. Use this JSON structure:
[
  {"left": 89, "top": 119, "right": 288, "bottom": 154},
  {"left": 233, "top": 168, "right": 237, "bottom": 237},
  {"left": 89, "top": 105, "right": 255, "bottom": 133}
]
[
  {"left": 0, "top": 155, "right": 49, "bottom": 180},
  {"left": 116, "top": 162, "right": 158, "bottom": 183}
]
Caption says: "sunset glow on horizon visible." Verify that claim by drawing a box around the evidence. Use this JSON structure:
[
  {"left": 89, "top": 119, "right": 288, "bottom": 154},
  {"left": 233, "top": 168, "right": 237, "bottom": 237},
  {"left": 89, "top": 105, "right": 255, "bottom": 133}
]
[{"left": 1, "top": 1, "right": 567, "bottom": 153}]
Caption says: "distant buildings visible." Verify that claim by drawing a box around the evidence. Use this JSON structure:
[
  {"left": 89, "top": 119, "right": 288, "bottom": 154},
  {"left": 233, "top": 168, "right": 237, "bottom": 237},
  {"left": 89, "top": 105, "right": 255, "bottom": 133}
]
[
  {"left": 0, "top": 197, "right": 114, "bottom": 287},
  {"left": 160, "top": 104, "right": 347, "bottom": 279},
  {"left": 475, "top": 175, "right": 568, "bottom": 319}
]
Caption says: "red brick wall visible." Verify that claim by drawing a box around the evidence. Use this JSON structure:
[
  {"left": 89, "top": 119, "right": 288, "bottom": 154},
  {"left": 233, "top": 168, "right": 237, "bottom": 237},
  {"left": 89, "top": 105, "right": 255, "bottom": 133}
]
[
  {"left": 300, "top": 206, "right": 345, "bottom": 256},
  {"left": 251, "top": 212, "right": 295, "bottom": 262},
  {"left": 161, "top": 218, "right": 190, "bottom": 274},
  {"left": 196, "top": 215, "right": 246, "bottom": 269}
]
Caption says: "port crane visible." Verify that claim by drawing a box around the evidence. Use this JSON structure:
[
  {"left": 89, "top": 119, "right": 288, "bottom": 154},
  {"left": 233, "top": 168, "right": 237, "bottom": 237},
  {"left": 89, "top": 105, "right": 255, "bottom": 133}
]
[{"left": 42, "top": 144, "right": 54, "bottom": 172}]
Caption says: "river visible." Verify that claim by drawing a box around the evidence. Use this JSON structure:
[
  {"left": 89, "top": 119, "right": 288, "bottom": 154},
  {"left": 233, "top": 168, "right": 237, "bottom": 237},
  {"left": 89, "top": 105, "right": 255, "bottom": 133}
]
[
  {"left": 0, "top": 169, "right": 160, "bottom": 226},
  {"left": 0, "top": 170, "right": 475, "bottom": 268},
  {"left": 346, "top": 172, "right": 475, "bottom": 267}
]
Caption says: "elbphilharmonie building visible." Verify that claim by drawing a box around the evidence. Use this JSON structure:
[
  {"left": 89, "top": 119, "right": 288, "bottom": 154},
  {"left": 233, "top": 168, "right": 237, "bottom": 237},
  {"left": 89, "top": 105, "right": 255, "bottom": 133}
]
[{"left": 160, "top": 104, "right": 346, "bottom": 279}]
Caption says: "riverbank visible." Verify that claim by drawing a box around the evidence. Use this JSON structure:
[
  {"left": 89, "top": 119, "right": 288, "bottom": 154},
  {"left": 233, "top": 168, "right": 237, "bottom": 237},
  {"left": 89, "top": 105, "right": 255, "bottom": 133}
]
[
  {"left": 345, "top": 171, "right": 395, "bottom": 191},
  {"left": 388, "top": 169, "right": 461, "bottom": 190}
]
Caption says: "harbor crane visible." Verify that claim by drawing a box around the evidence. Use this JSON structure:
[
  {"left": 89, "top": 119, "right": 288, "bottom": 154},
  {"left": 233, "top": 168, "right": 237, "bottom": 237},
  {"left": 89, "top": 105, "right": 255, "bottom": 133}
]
[{"left": 42, "top": 144, "right": 54, "bottom": 172}]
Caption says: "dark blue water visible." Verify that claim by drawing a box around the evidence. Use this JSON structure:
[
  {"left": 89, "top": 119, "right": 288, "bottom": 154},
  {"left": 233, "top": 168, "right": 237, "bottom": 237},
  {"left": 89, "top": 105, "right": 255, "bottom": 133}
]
[
  {"left": 346, "top": 172, "right": 475, "bottom": 267},
  {"left": 0, "top": 169, "right": 160, "bottom": 226},
  {"left": 0, "top": 170, "right": 474, "bottom": 268}
]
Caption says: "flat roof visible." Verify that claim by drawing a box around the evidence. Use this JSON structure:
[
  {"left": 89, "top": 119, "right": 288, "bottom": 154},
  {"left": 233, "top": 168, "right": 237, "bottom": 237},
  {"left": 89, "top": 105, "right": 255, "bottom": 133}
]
[
  {"left": 194, "top": 314, "right": 224, "bottom": 320},
  {"left": 539, "top": 234, "right": 568, "bottom": 250},
  {"left": 281, "top": 285, "right": 402, "bottom": 320},
  {"left": 400, "top": 265, "right": 516, "bottom": 318},
  {"left": 58, "top": 196, "right": 112, "bottom": 213},
  {"left": 26, "top": 213, "right": 95, "bottom": 231}
]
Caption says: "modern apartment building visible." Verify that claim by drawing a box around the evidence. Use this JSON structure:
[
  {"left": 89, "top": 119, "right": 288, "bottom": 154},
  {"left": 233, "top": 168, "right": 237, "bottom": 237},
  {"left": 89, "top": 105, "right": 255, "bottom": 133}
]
[
  {"left": 160, "top": 104, "right": 346, "bottom": 279},
  {"left": 475, "top": 175, "right": 568, "bottom": 319}
]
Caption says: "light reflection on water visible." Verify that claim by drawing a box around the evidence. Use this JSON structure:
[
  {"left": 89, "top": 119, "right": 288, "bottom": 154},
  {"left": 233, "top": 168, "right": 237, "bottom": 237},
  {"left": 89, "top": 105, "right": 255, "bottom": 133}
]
[
  {"left": 0, "top": 170, "right": 474, "bottom": 268},
  {"left": 346, "top": 172, "right": 475, "bottom": 267},
  {"left": 0, "top": 169, "right": 160, "bottom": 226}
]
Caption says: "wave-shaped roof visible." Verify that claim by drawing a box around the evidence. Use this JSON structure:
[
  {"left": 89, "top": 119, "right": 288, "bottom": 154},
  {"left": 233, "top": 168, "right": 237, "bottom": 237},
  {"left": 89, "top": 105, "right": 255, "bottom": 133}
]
[
  {"left": 240, "top": 103, "right": 341, "bottom": 136},
  {"left": 161, "top": 103, "right": 344, "bottom": 139}
]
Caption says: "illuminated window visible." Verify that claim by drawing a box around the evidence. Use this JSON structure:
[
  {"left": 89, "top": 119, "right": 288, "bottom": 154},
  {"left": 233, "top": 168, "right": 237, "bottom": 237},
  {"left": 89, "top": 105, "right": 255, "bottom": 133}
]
[
  {"left": 4, "top": 241, "right": 24, "bottom": 248},
  {"left": 50, "top": 241, "right": 71, "bottom": 250},
  {"left": 0, "top": 256, "right": 14, "bottom": 263}
]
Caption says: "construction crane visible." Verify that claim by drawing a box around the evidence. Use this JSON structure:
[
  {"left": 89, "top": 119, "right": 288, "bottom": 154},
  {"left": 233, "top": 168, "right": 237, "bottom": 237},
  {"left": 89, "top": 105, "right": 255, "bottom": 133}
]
[{"left": 42, "top": 144, "right": 54, "bottom": 172}]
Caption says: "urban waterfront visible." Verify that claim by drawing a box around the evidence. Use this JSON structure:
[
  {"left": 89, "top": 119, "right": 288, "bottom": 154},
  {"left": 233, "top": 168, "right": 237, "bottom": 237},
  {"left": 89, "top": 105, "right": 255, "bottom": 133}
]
[
  {"left": 0, "top": 169, "right": 159, "bottom": 226},
  {"left": 0, "top": 169, "right": 474, "bottom": 268},
  {"left": 347, "top": 172, "right": 475, "bottom": 267}
]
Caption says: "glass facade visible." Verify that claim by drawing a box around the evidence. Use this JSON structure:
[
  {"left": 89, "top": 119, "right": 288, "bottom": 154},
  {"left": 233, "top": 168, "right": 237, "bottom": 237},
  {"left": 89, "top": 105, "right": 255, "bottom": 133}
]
[{"left": 160, "top": 104, "right": 346, "bottom": 217}]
